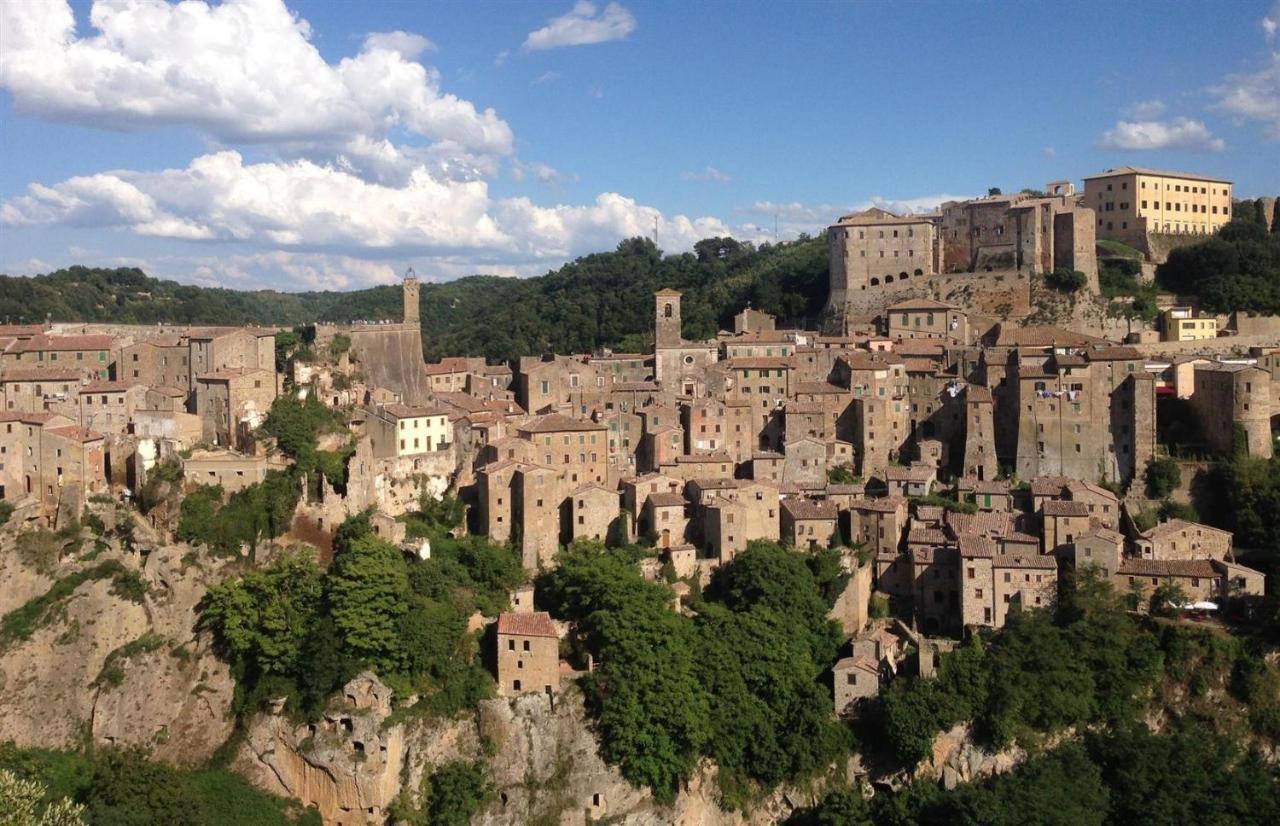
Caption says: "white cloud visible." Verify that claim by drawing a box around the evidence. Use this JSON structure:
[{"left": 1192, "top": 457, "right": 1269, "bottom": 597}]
[
  {"left": 0, "top": 0, "right": 512, "bottom": 181},
  {"left": 1042, "top": 146, "right": 1057, "bottom": 160},
  {"left": 1, "top": 151, "right": 729, "bottom": 272},
  {"left": 1096, "top": 118, "right": 1226, "bottom": 151},
  {"left": 1213, "top": 53, "right": 1280, "bottom": 140},
  {"left": 681, "top": 166, "right": 733, "bottom": 183},
  {"left": 732, "top": 194, "right": 968, "bottom": 242},
  {"left": 531, "top": 70, "right": 561, "bottom": 86},
  {"left": 523, "top": 2, "right": 636, "bottom": 51},
  {"left": 1124, "top": 99, "right": 1166, "bottom": 119},
  {"left": 362, "top": 30, "right": 436, "bottom": 59},
  {"left": 1265, "top": 2, "right": 1279, "bottom": 42}
]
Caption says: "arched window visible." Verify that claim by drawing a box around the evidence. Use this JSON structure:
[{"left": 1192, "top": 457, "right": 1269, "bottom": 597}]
[
  {"left": 870, "top": 277, "right": 880, "bottom": 286},
  {"left": 914, "top": 268, "right": 923, "bottom": 276},
  {"left": 885, "top": 275, "right": 894, "bottom": 284},
  {"left": 663, "top": 303, "right": 673, "bottom": 318},
  {"left": 899, "top": 271, "right": 909, "bottom": 279}
]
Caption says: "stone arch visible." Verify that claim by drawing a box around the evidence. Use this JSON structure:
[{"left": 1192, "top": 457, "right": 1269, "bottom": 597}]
[
  {"left": 914, "top": 268, "right": 924, "bottom": 276},
  {"left": 899, "top": 271, "right": 909, "bottom": 279},
  {"left": 870, "top": 277, "right": 880, "bottom": 286},
  {"left": 885, "top": 275, "right": 894, "bottom": 284},
  {"left": 663, "top": 303, "right": 673, "bottom": 318}
]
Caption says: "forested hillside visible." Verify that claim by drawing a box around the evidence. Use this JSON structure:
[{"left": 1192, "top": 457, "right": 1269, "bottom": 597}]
[{"left": 0, "top": 235, "right": 829, "bottom": 362}]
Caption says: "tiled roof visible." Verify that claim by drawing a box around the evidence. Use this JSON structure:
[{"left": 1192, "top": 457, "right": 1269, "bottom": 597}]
[
  {"left": 1044, "top": 500, "right": 1090, "bottom": 517},
  {"left": 1117, "top": 558, "right": 1219, "bottom": 578},
  {"left": 0, "top": 368, "right": 83, "bottom": 382},
  {"left": 518, "top": 413, "right": 605, "bottom": 433},
  {"left": 993, "top": 324, "right": 1107, "bottom": 348},
  {"left": 496, "top": 611, "right": 558, "bottom": 638},
  {"left": 647, "top": 492, "right": 687, "bottom": 508},
  {"left": 1142, "top": 518, "right": 1229, "bottom": 541},
  {"left": 5, "top": 334, "right": 115, "bottom": 353},
  {"left": 887, "top": 298, "right": 958, "bottom": 311},
  {"left": 46, "top": 425, "right": 104, "bottom": 443},
  {"left": 1082, "top": 166, "right": 1231, "bottom": 184},
  {"left": 783, "top": 498, "right": 838, "bottom": 520}
]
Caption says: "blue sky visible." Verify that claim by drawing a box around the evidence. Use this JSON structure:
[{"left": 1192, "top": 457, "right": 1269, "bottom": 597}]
[{"left": 1, "top": 0, "right": 1277, "bottom": 291}]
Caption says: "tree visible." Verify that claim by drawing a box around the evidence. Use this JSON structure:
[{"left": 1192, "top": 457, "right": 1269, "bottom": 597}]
[
  {"left": 1145, "top": 457, "right": 1181, "bottom": 498},
  {"left": 988, "top": 187, "right": 1002, "bottom": 197},
  {"left": 0, "top": 768, "right": 85, "bottom": 826},
  {"left": 199, "top": 552, "right": 325, "bottom": 679},
  {"left": 326, "top": 534, "right": 411, "bottom": 675},
  {"left": 1272, "top": 198, "right": 1280, "bottom": 234},
  {"left": 422, "top": 761, "right": 493, "bottom": 826},
  {"left": 1045, "top": 268, "right": 1087, "bottom": 292}
]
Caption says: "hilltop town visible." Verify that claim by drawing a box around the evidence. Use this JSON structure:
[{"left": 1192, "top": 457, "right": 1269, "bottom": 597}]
[{"left": 1, "top": 167, "right": 1279, "bottom": 823}]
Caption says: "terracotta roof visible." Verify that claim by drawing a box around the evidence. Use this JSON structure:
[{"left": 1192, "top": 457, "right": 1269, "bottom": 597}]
[
  {"left": 5, "top": 334, "right": 114, "bottom": 353},
  {"left": 889, "top": 339, "right": 946, "bottom": 357},
  {"left": 992, "top": 324, "right": 1107, "bottom": 348},
  {"left": 1082, "top": 166, "right": 1231, "bottom": 184},
  {"left": 728, "top": 357, "right": 792, "bottom": 370},
  {"left": 908, "top": 526, "right": 948, "bottom": 546},
  {"left": 674, "top": 453, "right": 732, "bottom": 463},
  {"left": 1044, "top": 500, "right": 1090, "bottom": 517},
  {"left": 965, "top": 384, "right": 993, "bottom": 403},
  {"left": 1078, "top": 526, "right": 1125, "bottom": 544},
  {"left": 647, "top": 492, "right": 687, "bottom": 508},
  {"left": 833, "top": 655, "right": 880, "bottom": 674},
  {"left": 1141, "top": 518, "right": 1230, "bottom": 541},
  {"left": 149, "top": 385, "right": 188, "bottom": 397},
  {"left": 946, "top": 510, "right": 1017, "bottom": 538},
  {"left": 0, "top": 368, "right": 82, "bottom": 382},
  {"left": 832, "top": 207, "right": 932, "bottom": 227},
  {"left": 80, "top": 380, "right": 141, "bottom": 394},
  {"left": 1086, "top": 346, "right": 1142, "bottom": 361},
  {"left": 382, "top": 403, "right": 450, "bottom": 419},
  {"left": 840, "top": 352, "right": 904, "bottom": 370},
  {"left": 1117, "top": 559, "right": 1219, "bottom": 578},
  {"left": 885, "top": 464, "right": 935, "bottom": 482},
  {"left": 855, "top": 496, "right": 907, "bottom": 513},
  {"left": 993, "top": 554, "right": 1057, "bottom": 570},
  {"left": 957, "top": 534, "right": 998, "bottom": 557},
  {"left": 518, "top": 413, "right": 605, "bottom": 433},
  {"left": 46, "top": 425, "right": 104, "bottom": 443},
  {"left": 496, "top": 611, "right": 558, "bottom": 638},
  {"left": 792, "top": 381, "right": 846, "bottom": 396},
  {"left": 783, "top": 498, "right": 838, "bottom": 520}
]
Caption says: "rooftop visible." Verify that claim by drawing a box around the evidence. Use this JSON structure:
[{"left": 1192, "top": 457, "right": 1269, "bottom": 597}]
[{"left": 496, "top": 611, "right": 558, "bottom": 638}]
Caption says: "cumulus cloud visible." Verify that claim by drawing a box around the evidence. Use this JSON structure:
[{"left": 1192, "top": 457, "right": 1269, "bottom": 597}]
[
  {"left": 362, "top": 30, "right": 436, "bottom": 59},
  {"left": 731, "top": 194, "right": 968, "bottom": 242},
  {"left": 1213, "top": 52, "right": 1280, "bottom": 140},
  {"left": 0, "top": 0, "right": 511, "bottom": 181},
  {"left": 681, "top": 166, "right": 733, "bottom": 183},
  {"left": 1, "top": 151, "right": 729, "bottom": 271},
  {"left": 523, "top": 2, "right": 636, "bottom": 51},
  {"left": 1096, "top": 118, "right": 1226, "bottom": 151}
]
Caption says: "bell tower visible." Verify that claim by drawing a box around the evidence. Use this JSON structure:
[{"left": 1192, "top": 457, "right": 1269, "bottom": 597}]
[
  {"left": 403, "top": 267, "right": 420, "bottom": 325},
  {"left": 654, "top": 288, "right": 682, "bottom": 349}
]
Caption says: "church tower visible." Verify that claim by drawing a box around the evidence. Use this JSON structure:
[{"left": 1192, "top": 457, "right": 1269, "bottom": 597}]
[
  {"left": 654, "top": 288, "right": 682, "bottom": 349},
  {"left": 403, "top": 267, "right": 420, "bottom": 325}
]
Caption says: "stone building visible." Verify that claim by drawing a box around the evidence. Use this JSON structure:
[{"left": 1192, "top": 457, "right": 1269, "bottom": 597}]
[
  {"left": 653, "top": 289, "right": 718, "bottom": 397},
  {"left": 367, "top": 403, "right": 453, "bottom": 458},
  {"left": 938, "top": 192, "right": 1096, "bottom": 282},
  {"left": 1135, "top": 518, "right": 1233, "bottom": 562},
  {"left": 194, "top": 367, "right": 276, "bottom": 447},
  {"left": 1082, "top": 167, "right": 1233, "bottom": 249},
  {"left": 496, "top": 611, "right": 560, "bottom": 697},
  {"left": 885, "top": 299, "right": 968, "bottom": 343},
  {"left": 832, "top": 655, "right": 880, "bottom": 715},
  {"left": 571, "top": 483, "right": 620, "bottom": 543},
  {"left": 0, "top": 367, "right": 82, "bottom": 416},
  {"left": 78, "top": 381, "right": 147, "bottom": 437},
  {"left": 182, "top": 449, "right": 273, "bottom": 493},
  {"left": 0, "top": 334, "right": 115, "bottom": 380},
  {"left": 782, "top": 498, "right": 838, "bottom": 549},
  {"left": 824, "top": 208, "right": 937, "bottom": 331},
  {"left": 1190, "top": 363, "right": 1271, "bottom": 458}
]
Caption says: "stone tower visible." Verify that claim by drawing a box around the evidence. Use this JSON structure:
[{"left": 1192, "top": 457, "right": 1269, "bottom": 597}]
[
  {"left": 654, "top": 288, "right": 682, "bottom": 349},
  {"left": 403, "top": 269, "right": 420, "bottom": 325}
]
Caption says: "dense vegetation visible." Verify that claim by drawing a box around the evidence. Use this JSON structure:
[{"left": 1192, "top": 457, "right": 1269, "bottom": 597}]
[
  {"left": 175, "top": 394, "right": 353, "bottom": 556},
  {"left": 537, "top": 540, "right": 851, "bottom": 808},
  {"left": 0, "top": 236, "right": 828, "bottom": 362},
  {"left": 790, "top": 720, "right": 1280, "bottom": 825},
  {"left": 199, "top": 506, "right": 524, "bottom": 721},
  {"left": 1156, "top": 207, "right": 1280, "bottom": 312},
  {"left": 873, "top": 568, "right": 1279, "bottom": 767},
  {"left": 0, "top": 743, "right": 319, "bottom": 826}
]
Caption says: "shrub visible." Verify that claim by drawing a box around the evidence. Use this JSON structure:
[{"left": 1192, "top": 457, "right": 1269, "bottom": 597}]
[
  {"left": 1045, "top": 268, "right": 1087, "bottom": 292},
  {"left": 1145, "top": 458, "right": 1181, "bottom": 498}
]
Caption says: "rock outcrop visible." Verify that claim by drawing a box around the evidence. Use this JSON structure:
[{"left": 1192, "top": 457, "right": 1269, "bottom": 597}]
[
  {"left": 235, "top": 673, "right": 406, "bottom": 826},
  {"left": 0, "top": 538, "right": 235, "bottom": 764}
]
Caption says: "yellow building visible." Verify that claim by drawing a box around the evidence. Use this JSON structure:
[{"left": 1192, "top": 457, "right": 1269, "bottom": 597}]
[
  {"left": 369, "top": 403, "right": 452, "bottom": 457},
  {"left": 1162, "top": 307, "right": 1218, "bottom": 342},
  {"left": 1083, "top": 167, "right": 1233, "bottom": 247}
]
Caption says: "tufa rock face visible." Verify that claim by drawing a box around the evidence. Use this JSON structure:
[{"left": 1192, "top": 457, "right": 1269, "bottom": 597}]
[
  {"left": 235, "top": 672, "right": 405, "bottom": 825},
  {"left": 0, "top": 541, "right": 235, "bottom": 764}
]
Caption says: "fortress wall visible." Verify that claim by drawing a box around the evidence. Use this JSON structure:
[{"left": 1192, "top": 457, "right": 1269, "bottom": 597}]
[{"left": 347, "top": 325, "right": 429, "bottom": 404}]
